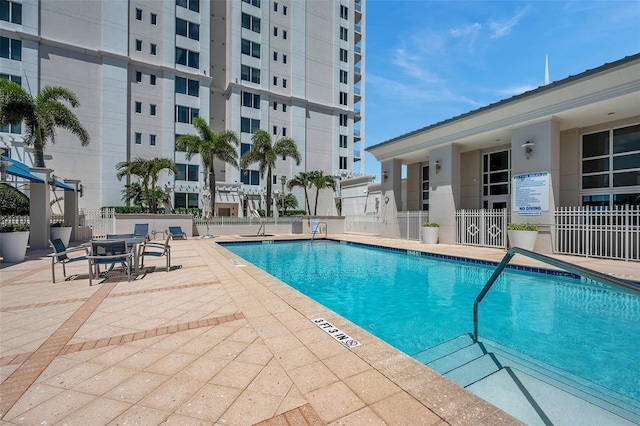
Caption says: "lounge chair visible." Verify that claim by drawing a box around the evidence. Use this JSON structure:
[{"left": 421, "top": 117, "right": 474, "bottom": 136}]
[
  {"left": 133, "top": 223, "right": 149, "bottom": 241},
  {"left": 167, "top": 226, "right": 187, "bottom": 240},
  {"left": 139, "top": 234, "right": 171, "bottom": 271},
  {"left": 49, "top": 239, "right": 89, "bottom": 283},
  {"left": 87, "top": 240, "right": 133, "bottom": 286},
  {"left": 107, "top": 233, "right": 134, "bottom": 239}
]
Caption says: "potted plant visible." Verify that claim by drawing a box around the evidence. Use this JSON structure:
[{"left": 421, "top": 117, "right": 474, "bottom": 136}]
[
  {"left": 0, "top": 183, "right": 30, "bottom": 263},
  {"left": 0, "top": 224, "right": 30, "bottom": 262},
  {"left": 421, "top": 222, "right": 440, "bottom": 244},
  {"left": 507, "top": 223, "right": 539, "bottom": 251},
  {"left": 51, "top": 221, "right": 72, "bottom": 247}
]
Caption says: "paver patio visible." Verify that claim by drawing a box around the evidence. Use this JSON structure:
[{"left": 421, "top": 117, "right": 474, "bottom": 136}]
[{"left": 1, "top": 234, "right": 636, "bottom": 425}]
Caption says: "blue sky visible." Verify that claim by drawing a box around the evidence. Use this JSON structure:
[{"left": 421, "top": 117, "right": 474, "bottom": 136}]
[{"left": 362, "top": 0, "right": 640, "bottom": 178}]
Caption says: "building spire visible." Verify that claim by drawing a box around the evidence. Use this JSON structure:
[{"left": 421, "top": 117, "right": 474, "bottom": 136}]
[{"left": 544, "top": 54, "right": 550, "bottom": 85}]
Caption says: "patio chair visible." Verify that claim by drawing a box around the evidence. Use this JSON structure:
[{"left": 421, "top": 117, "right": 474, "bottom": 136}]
[
  {"left": 49, "top": 239, "right": 90, "bottom": 283},
  {"left": 133, "top": 223, "right": 149, "bottom": 241},
  {"left": 88, "top": 240, "right": 133, "bottom": 286},
  {"left": 107, "top": 233, "right": 134, "bottom": 239},
  {"left": 167, "top": 226, "right": 187, "bottom": 240},
  {"left": 139, "top": 234, "right": 171, "bottom": 271}
]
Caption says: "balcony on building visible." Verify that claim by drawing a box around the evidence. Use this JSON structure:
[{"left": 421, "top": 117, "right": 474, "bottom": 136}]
[
  {"left": 354, "top": 86, "right": 361, "bottom": 102},
  {"left": 354, "top": 128, "right": 361, "bottom": 141},
  {"left": 355, "top": 44, "right": 362, "bottom": 62},
  {"left": 354, "top": 24, "right": 362, "bottom": 44},
  {"left": 354, "top": 65, "right": 362, "bottom": 83},
  {"left": 353, "top": 148, "right": 361, "bottom": 162}
]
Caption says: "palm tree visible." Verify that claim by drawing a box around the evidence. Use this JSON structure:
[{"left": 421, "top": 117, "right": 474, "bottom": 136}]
[
  {"left": 240, "top": 129, "right": 301, "bottom": 217},
  {"left": 0, "top": 79, "right": 89, "bottom": 167},
  {"left": 281, "top": 193, "right": 298, "bottom": 215},
  {"left": 310, "top": 171, "right": 336, "bottom": 215},
  {"left": 116, "top": 157, "right": 177, "bottom": 213},
  {"left": 287, "top": 171, "right": 315, "bottom": 215},
  {"left": 176, "top": 117, "right": 239, "bottom": 218}
]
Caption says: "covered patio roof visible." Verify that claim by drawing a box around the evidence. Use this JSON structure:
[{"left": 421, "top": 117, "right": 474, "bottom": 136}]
[{"left": 1, "top": 155, "right": 74, "bottom": 191}]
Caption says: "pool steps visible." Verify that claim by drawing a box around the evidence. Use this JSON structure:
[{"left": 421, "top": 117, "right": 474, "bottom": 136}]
[{"left": 413, "top": 334, "right": 640, "bottom": 425}]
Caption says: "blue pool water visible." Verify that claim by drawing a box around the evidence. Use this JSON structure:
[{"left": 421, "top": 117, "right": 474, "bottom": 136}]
[{"left": 222, "top": 239, "right": 640, "bottom": 401}]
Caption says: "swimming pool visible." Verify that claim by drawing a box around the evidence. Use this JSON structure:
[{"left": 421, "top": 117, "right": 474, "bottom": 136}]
[{"left": 222, "top": 239, "right": 640, "bottom": 403}]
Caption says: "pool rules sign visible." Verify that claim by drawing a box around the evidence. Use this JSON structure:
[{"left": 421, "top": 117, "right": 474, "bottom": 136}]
[
  {"left": 512, "top": 171, "right": 549, "bottom": 216},
  {"left": 312, "top": 318, "right": 361, "bottom": 349}
]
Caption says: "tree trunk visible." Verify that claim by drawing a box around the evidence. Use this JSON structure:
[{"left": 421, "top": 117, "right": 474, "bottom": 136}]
[
  {"left": 33, "top": 127, "right": 46, "bottom": 167},
  {"left": 209, "top": 168, "right": 215, "bottom": 218},
  {"left": 266, "top": 169, "right": 272, "bottom": 217}
]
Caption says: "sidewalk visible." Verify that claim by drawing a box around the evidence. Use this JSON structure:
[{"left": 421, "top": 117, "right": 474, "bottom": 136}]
[{"left": 2, "top": 235, "right": 635, "bottom": 425}]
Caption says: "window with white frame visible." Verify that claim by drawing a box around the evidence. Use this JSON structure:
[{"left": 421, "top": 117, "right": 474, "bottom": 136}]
[
  {"left": 241, "top": 65, "right": 260, "bottom": 83},
  {"left": 176, "top": 18, "right": 199, "bottom": 40},
  {"left": 241, "top": 117, "right": 260, "bottom": 133},
  {"left": 242, "top": 91, "right": 260, "bottom": 109},
  {"left": 241, "top": 39, "right": 260, "bottom": 58},
  {"left": 340, "top": 70, "right": 348, "bottom": 84},
  {"left": 175, "top": 105, "right": 199, "bottom": 123},
  {"left": 151, "top": 13, "right": 157, "bottom": 25},
  {"left": 482, "top": 149, "right": 511, "bottom": 208},
  {"left": 339, "top": 156, "right": 347, "bottom": 170},
  {"left": 340, "top": 27, "right": 348, "bottom": 41},
  {"left": 581, "top": 124, "right": 640, "bottom": 206},
  {"left": 175, "top": 47, "right": 199, "bottom": 68},
  {"left": 135, "top": 8, "right": 143, "bottom": 20},
  {"left": 150, "top": 134, "right": 156, "bottom": 146},
  {"left": 135, "top": 101, "right": 142, "bottom": 113},
  {"left": 340, "top": 48, "right": 348, "bottom": 63}
]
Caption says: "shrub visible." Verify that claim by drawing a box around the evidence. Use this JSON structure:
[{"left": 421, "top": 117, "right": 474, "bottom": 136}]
[
  {"left": 0, "top": 183, "right": 29, "bottom": 221},
  {"left": 421, "top": 222, "right": 440, "bottom": 227},
  {"left": 51, "top": 221, "right": 71, "bottom": 227},
  {"left": 508, "top": 223, "right": 539, "bottom": 231},
  {"left": 0, "top": 223, "right": 29, "bottom": 232}
]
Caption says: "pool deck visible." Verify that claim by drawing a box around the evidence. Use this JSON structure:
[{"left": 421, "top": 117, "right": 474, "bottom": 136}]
[{"left": 1, "top": 234, "right": 637, "bottom": 425}]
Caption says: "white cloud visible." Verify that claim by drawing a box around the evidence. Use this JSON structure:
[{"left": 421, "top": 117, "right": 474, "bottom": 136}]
[{"left": 487, "top": 6, "right": 530, "bottom": 39}]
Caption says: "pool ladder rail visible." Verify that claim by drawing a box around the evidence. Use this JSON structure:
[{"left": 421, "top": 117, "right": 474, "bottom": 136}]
[
  {"left": 310, "top": 221, "right": 328, "bottom": 242},
  {"left": 473, "top": 247, "right": 640, "bottom": 342}
]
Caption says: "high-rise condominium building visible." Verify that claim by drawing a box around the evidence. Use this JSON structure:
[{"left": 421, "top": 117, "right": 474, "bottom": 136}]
[{"left": 0, "top": 0, "right": 365, "bottom": 216}]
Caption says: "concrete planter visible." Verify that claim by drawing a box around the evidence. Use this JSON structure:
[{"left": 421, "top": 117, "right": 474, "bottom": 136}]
[
  {"left": 51, "top": 226, "right": 72, "bottom": 247},
  {"left": 421, "top": 226, "right": 439, "bottom": 244},
  {"left": 508, "top": 230, "right": 538, "bottom": 251},
  {"left": 0, "top": 231, "right": 30, "bottom": 263}
]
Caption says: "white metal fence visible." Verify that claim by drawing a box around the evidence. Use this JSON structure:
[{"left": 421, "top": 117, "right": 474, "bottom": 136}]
[
  {"left": 456, "top": 209, "right": 508, "bottom": 248},
  {"left": 193, "top": 216, "right": 294, "bottom": 226},
  {"left": 397, "top": 211, "right": 429, "bottom": 240},
  {"left": 344, "top": 214, "right": 381, "bottom": 236},
  {"left": 80, "top": 208, "right": 115, "bottom": 238},
  {"left": 554, "top": 205, "right": 639, "bottom": 261}
]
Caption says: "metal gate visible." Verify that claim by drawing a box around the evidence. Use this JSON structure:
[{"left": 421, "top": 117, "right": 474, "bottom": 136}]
[
  {"left": 456, "top": 209, "right": 507, "bottom": 248},
  {"left": 80, "top": 208, "right": 115, "bottom": 238}
]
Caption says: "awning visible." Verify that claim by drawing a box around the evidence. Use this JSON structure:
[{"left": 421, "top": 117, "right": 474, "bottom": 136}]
[
  {"left": 1, "top": 155, "right": 75, "bottom": 191},
  {"left": 1, "top": 154, "right": 44, "bottom": 183},
  {"left": 215, "top": 192, "right": 240, "bottom": 204}
]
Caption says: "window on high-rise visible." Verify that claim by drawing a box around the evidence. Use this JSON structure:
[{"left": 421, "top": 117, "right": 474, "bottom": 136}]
[
  {"left": 176, "top": 18, "right": 199, "bottom": 40},
  {"left": 282, "top": 104, "right": 286, "bottom": 112},
  {"left": 135, "top": 39, "right": 142, "bottom": 51},
  {"left": 340, "top": 5, "right": 348, "bottom": 19},
  {"left": 242, "top": 0, "right": 261, "bottom": 7},
  {"left": 273, "top": 26, "right": 278, "bottom": 37},
  {"left": 176, "top": 0, "right": 198, "bottom": 13},
  {"left": 135, "top": 132, "right": 142, "bottom": 144},
  {"left": 273, "top": 76, "right": 278, "bottom": 86},
  {"left": 282, "top": 54, "right": 287, "bottom": 64},
  {"left": 340, "top": 48, "right": 348, "bottom": 63},
  {"left": 273, "top": 126, "right": 278, "bottom": 135},
  {"left": 339, "top": 156, "right": 347, "bottom": 170},
  {"left": 150, "top": 134, "right": 157, "bottom": 146},
  {"left": 150, "top": 104, "right": 157, "bottom": 116},
  {"left": 1, "top": 1, "right": 22, "bottom": 24},
  {"left": 135, "top": 71, "right": 142, "bottom": 82},
  {"left": 282, "top": 79, "right": 287, "bottom": 88},
  {"left": 339, "top": 113, "right": 348, "bottom": 127},
  {"left": 176, "top": 163, "right": 199, "bottom": 182},
  {"left": 283, "top": 30, "right": 287, "bottom": 39},
  {"left": 175, "top": 105, "right": 199, "bottom": 123},
  {"left": 176, "top": 47, "right": 199, "bottom": 68},
  {"left": 242, "top": 91, "right": 260, "bottom": 109},
  {"left": 175, "top": 76, "right": 199, "bottom": 97},
  {"left": 282, "top": 127, "right": 287, "bottom": 137},
  {"left": 241, "top": 169, "right": 260, "bottom": 185},
  {"left": 340, "top": 135, "right": 348, "bottom": 148},
  {"left": 273, "top": 101, "right": 277, "bottom": 110},
  {"left": 135, "top": 101, "right": 142, "bottom": 113},
  {"left": 339, "top": 92, "right": 347, "bottom": 105},
  {"left": 273, "top": 51, "right": 278, "bottom": 61},
  {"left": 241, "top": 39, "right": 260, "bottom": 58},
  {"left": 241, "top": 65, "right": 260, "bottom": 83},
  {"left": 174, "top": 192, "right": 199, "bottom": 208},
  {"left": 150, "top": 74, "right": 157, "bottom": 85},
  {"left": 273, "top": 2, "right": 278, "bottom": 12},
  {"left": 150, "top": 43, "right": 157, "bottom": 55},
  {"left": 340, "top": 27, "right": 348, "bottom": 42},
  {"left": 241, "top": 13, "right": 260, "bottom": 33},
  {"left": 241, "top": 117, "right": 260, "bottom": 133},
  {"left": 151, "top": 13, "right": 157, "bottom": 25},
  {"left": 241, "top": 143, "right": 251, "bottom": 157},
  {"left": 340, "top": 70, "right": 348, "bottom": 84},
  {"left": 1, "top": 36, "right": 22, "bottom": 60},
  {"left": 135, "top": 8, "right": 142, "bottom": 21},
  {"left": 283, "top": 5, "right": 287, "bottom": 15}
]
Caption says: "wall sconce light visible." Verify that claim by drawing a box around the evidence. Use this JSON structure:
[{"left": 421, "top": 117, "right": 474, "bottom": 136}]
[
  {"left": 434, "top": 160, "right": 441, "bottom": 173},
  {"left": 78, "top": 183, "right": 84, "bottom": 198},
  {"left": 383, "top": 170, "right": 388, "bottom": 181},
  {"left": 522, "top": 141, "right": 534, "bottom": 159}
]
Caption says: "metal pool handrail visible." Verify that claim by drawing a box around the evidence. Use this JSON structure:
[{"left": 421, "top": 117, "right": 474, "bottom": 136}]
[
  {"left": 473, "top": 247, "right": 640, "bottom": 342},
  {"left": 310, "top": 221, "right": 328, "bottom": 242}
]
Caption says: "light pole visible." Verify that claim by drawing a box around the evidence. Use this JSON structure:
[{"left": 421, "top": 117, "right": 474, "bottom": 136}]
[{"left": 280, "top": 175, "right": 287, "bottom": 215}]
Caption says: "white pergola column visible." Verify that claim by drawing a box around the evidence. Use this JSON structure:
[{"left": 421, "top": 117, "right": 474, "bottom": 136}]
[
  {"left": 379, "top": 158, "right": 402, "bottom": 238},
  {"left": 428, "top": 144, "right": 461, "bottom": 244},
  {"left": 29, "top": 168, "right": 52, "bottom": 250}
]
